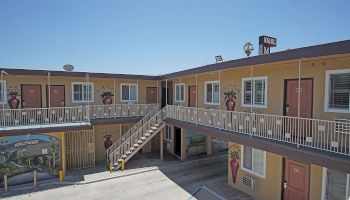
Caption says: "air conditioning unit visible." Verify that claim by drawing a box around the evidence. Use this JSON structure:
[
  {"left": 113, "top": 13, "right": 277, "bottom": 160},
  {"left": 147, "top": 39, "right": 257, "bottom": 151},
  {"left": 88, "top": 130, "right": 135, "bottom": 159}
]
[
  {"left": 242, "top": 176, "right": 257, "bottom": 189},
  {"left": 334, "top": 118, "right": 350, "bottom": 133}
]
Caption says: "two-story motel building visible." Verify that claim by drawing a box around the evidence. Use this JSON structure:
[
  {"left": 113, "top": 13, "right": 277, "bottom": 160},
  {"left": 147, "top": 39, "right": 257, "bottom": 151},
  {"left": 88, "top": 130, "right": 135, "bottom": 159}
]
[{"left": 0, "top": 40, "right": 350, "bottom": 200}]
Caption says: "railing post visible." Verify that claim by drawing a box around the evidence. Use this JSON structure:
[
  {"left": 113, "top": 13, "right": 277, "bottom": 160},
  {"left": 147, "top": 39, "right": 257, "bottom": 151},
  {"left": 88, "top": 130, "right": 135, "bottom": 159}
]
[
  {"left": 4, "top": 175, "right": 8, "bottom": 192},
  {"left": 33, "top": 170, "right": 37, "bottom": 188}
]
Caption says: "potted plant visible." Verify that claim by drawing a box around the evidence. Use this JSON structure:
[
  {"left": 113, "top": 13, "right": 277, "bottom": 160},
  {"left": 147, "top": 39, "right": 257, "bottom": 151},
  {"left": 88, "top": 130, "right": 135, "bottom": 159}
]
[
  {"left": 224, "top": 83, "right": 239, "bottom": 111},
  {"left": 100, "top": 91, "right": 114, "bottom": 105},
  {"left": 229, "top": 147, "right": 240, "bottom": 184},
  {"left": 7, "top": 88, "right": 21, "bottom": 109}
]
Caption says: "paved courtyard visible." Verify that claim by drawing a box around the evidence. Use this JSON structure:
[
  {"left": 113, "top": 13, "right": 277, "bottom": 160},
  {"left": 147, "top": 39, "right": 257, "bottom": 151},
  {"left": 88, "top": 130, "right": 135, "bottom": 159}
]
[{"left": 1, "top": 152, "right": 254, "bottom": 200}]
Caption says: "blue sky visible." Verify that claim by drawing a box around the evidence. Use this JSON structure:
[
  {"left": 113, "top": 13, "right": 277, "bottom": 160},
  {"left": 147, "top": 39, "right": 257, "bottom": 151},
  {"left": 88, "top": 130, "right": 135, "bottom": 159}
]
[{"left": 0, "top": 0, "right": 349, "bottom": 75}]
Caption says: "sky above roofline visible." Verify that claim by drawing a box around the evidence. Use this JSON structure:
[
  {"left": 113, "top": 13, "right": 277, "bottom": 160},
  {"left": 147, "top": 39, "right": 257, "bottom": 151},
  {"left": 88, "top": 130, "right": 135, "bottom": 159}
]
[{"left": 0, "top": 0, "right": 349, "bottom": 75}]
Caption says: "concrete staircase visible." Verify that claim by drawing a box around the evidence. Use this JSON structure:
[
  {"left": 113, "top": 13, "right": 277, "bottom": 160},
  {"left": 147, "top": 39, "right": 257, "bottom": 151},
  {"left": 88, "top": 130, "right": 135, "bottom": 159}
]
[{"left": 106, "top": 107, "right": 167, "bottom": 170}]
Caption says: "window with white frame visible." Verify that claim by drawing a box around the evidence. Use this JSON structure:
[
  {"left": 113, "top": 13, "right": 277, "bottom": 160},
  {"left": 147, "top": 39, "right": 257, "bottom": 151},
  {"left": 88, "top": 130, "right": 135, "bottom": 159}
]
[
  {"left": 241, "top": 145, "right": 266, "bottom": 178},
  {"left": 72, "top": 82, "right": 93, "bottom": 103},
  {"left": 165, "top": 125, "right": 172, "bottom": 141},
  {"left": 242, "top": 76, "right": 267, "bottom": 108},
  {"left": 325, "top": 69, "right": 350, "bottom": 113},
  {"left": 205, "top": 81, "right": 220, "bottom": 104},
  {"left": 121, "top": 84, "right": 138, "bottom": 102},
  {"left": 175, "top": 84, "right": 185, "bottom": 102},
  {"left": 0, "top": 81, "right": 6, "bottom": 104},
  {"left": 322, "top": 168, "right": 349, "bottom": 200}
]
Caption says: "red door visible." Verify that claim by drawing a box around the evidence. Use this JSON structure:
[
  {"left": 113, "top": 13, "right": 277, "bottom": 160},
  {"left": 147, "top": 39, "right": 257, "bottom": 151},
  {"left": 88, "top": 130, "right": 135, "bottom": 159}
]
[
  {"left": 146, "top": 87, "right": 157, "bottom": 104},
  {"left": 285, "top": 79, "right": 313, "bottom": 118},
  {"left": 47, "top": 85, "right": 65, "bottom": 107},
  {"left": 188, "top": 86, "right": 196, "bottom": 107},
  {"left": 283, "top": 159, "right": 309, "bottom": 200},
  {"left": 21, "top": 85, "right": 42, "bottom": 108}
]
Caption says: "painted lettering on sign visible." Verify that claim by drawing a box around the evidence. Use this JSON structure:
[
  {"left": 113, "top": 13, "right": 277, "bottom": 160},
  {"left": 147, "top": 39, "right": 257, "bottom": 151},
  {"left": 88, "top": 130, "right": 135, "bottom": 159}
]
[{"left": 15, "top": 140, "right": 39, "bottom": 147}]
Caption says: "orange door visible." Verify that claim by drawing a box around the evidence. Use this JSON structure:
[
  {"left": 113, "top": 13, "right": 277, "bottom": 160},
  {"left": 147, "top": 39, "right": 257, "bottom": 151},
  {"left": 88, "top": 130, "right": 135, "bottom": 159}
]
[
  {"left": 283, "top": 159, "right": 309, "bottom": 200},
  {"left": 47, "top": 85, "right": 65, "bottom": 107},
  {"left": 285, "top": 79, "right": 313, "bottom": 118},
  {"left": 21, "top": 85, "right": 42, "bottom": 108},
  {"left": 146, "top": 87, "right": 157, "bottom": 104},
  {"left": 188, "top": 86, "right": 196, "bottom": 107}
]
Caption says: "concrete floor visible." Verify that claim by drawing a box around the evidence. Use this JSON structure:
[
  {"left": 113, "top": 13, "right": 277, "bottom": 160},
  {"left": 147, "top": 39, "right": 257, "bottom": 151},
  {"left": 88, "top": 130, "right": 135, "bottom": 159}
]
[{"left": 1, "top": 151, "right": 254, "bottom": 200}]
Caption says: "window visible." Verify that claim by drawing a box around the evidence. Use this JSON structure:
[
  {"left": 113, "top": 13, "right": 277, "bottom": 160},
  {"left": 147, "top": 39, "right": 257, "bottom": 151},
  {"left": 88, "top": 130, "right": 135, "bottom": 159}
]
[
  {"left": 121, "top": 84, "right": 138, "bottom": 102},
  {"left": 0, "top": 81, "right": 6, "bottom": 104},
  {"left": 322, "top": 168, "right": 349, "bottom": 200},
  {"left": 72, "top": 82, "right": 93, "bottom": 103},
  {"left": 164, "top": 125, "right": 172, "bottom": 141},
  {"left": 325, "top": 69, "right": 350, "bottom": 113},
  {"left": 242, "top": 76, "right": 268, "bottom": 108},
  {"left": 205, "top": 81, "right": 220, "bottom": 105},
  {"left": 175, "top": 84, "right": 185, "bottom": 102},
  {"left": 241, "top": 146, "right": 266, "bottom": 178}
]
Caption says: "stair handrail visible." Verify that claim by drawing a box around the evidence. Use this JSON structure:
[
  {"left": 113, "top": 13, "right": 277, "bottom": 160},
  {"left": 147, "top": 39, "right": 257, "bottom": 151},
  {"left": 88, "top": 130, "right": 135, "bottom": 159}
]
[
  {"left": 107, "top": 106, "right": 167, "bottom": 165},
  {"left": 106, "top": 105, "right": 160, "bottom": 164}
]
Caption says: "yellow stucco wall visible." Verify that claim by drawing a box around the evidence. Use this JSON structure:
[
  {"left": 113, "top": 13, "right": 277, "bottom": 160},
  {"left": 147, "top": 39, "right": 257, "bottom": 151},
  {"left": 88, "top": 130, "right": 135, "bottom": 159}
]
[
  {"left": 228, "top": 142, "right": 282, "bottom": 200},
  {"left": 2, "top": 75, "right": 158, "bottom": 108},
  {"left": 167, "top": 54, "right": 350, "bottom": 120},
  {"left": 94, "top": 124, "right": 122, "bottom": 163},
  {"left": 228, "top": 142, "right": 325, "bottom": 200}
]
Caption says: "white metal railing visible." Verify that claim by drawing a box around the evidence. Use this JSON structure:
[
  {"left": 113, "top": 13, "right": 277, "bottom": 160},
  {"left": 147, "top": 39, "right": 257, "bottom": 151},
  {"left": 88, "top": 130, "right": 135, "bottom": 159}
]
[
  {"left": 106, "top": 106, "right": 159, "bottom": 163},
  {"left": 107, "top": 107, "right": 167, "bottom": 166},
  {"left": 166, "top": 105, "right": 350, "bottom": 156},
  {"left": 0, "top": 104, "right": 159, "bottom": 129}
]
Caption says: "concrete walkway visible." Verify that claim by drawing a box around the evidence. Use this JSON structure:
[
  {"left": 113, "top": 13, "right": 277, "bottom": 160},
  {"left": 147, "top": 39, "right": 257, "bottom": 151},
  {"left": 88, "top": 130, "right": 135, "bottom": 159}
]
[{"left": 1, "top": 151, "right": 255, "bottom": 200}]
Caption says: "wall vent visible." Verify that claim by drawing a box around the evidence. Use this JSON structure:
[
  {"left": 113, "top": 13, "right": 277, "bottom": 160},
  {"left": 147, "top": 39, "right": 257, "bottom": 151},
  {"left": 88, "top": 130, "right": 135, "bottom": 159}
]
[{"left": 242, "top": 176, "right": 257, "bottom": 189}]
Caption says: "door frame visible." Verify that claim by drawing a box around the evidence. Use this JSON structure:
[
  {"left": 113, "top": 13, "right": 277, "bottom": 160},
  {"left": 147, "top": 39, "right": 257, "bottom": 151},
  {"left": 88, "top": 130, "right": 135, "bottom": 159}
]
[
  {"left": 21, "top": 84, "right": 42, "bottom": 108},
  {"left": 46, "top": 85, "right": 66, "bottom": 107},
  {"left": 283, "top": 78, "right": 314, "bottom": 117},
  {"left": 174, "top": 126, "right": 181, "bottom": 157},
  {"left": 282, "top": 158, "right": 311, "bottom": 200},
  {"left": 146, "top": 87, "right": 158, "bottom": 104},
  {"left": 188, "top": 85, "right": 196, "bottom": 107}
]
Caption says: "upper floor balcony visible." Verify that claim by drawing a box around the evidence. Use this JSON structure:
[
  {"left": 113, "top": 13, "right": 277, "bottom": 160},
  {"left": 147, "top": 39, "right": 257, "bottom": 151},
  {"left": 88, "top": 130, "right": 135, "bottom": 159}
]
[{"left": 0, "top": 104, "right": 159, "bottom": 131}]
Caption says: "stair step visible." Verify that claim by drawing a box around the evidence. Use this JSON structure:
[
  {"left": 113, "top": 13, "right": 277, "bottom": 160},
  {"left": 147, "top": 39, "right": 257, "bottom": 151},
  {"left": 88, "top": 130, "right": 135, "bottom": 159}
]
[
  {"left": 153, "top": 124, "right": 160, "bottom": 127},
  {"left": 134, "top": 144, "right": 140, "bottom": 147},
  {"left": 145, "top": 133, "right": 150, "bottom": 137},
  {"left": 117, "top": 159, "right": 123, "bottom": 163},
  {"left": 141, "top": 137, "right": 146, "bottom": 140},
  {"left": 146, "top": 130, "right": 154, "bottom": 133},
  {"left": 122, "top": 155, "right": 127, "bottom": 159},
  {"left": 126, "top": 151, "right": 132, "bottom": 155},
  {"left": 130, "top": 147, "right": 135, "bottom": 151},
  {"left": 151, "top": 127, "right": 158, "bottom": 130},
  {"left": 137, "top": 140, "right": 143, "bottom": 144}
]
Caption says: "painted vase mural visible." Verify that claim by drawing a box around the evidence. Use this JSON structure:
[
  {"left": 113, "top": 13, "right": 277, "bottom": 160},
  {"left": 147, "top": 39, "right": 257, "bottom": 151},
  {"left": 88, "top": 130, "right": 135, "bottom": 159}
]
[
  {"left": 100, "top": 91, "right": 114, "bottom": 105},
  {"left": 104, "top": 135, "right": 113, "bottom": 150},
  {"left": 229, "top": 143, "right": 241, "bottom": 184},
  {"left": 7, "top": 89, "right": 21, "bottom": 109},
  {"left": 224, "top": 83, "right": 239, "bottom": 111}
]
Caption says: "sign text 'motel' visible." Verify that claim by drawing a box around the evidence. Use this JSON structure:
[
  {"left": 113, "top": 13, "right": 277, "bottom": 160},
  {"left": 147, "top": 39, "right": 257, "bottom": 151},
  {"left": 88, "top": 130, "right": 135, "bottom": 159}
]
[{"left": 259, "top": 35, "right": 277, "bottom": 55}]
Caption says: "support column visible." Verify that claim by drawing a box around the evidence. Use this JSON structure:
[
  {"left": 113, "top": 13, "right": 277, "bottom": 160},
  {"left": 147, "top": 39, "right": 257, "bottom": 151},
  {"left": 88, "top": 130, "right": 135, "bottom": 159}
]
[
  {"left": 60, "top": 132, "right": 66, "bottom": 177},
  {"left": 160, "top": 128, "right": 164, "bottom": 160},
  {"left": 206, "top": 136, "right": 212, "bottom": 155},
  {"left": 180, "top": 128, "right": 186, "bottom": 160}
]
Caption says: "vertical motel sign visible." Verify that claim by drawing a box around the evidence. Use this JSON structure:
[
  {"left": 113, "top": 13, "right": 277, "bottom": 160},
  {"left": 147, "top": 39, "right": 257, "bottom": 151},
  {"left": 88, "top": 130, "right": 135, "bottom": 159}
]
[{"left": 259, "top": 35, "right": 277, "bottom": 55}]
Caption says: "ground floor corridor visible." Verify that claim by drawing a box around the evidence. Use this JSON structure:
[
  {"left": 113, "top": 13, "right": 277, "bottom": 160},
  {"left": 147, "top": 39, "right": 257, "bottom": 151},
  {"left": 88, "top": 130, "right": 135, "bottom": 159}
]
[{"left": 1, "top": 151, "right": 254, "bottom": 200}]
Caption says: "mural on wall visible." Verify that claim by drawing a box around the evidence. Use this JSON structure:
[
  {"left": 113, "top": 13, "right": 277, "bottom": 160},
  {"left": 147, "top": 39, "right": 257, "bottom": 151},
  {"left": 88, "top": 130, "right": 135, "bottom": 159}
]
[
  {"left": 0, "top": 135, "right": 60, "bottom": 186},
  {"left": 97, "top": 85, "right": 114, "bottom": 105},
  {"left": 223, "top": 82, "right": 240, "bottom": 111},
  {"left": 229, "top": 142, "right": 241, "bottom": 184},
  {"left": 186, "top": 130, "right": 206, "bottom": 157},
  {"left": 212, "top": 137, "right": 228, "bottom": 153},
  {"left": 104, "top": 134, "right": 113, "bottom": 150},
  {"left": 7, "top": 85, "right": 21, "bottom": 109}
]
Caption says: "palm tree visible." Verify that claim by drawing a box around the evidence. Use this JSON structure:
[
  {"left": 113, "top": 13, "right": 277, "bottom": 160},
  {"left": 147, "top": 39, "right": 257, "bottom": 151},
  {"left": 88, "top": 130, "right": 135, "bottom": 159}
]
[{"left": 243, "top": 42, "right": 254, "bottom": 57}]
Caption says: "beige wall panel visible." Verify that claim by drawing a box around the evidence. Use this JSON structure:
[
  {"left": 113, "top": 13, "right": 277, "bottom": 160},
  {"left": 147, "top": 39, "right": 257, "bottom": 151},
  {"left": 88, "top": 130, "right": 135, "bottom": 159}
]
[
  {"left": 309, "top": 164, "right": 323, "bottom": 200},
  {"left": 228, "top": 142, "right": 282, "bottom": 200},
  {"left": 94, "top": 124, "right": 121, "bottom": 163}
]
